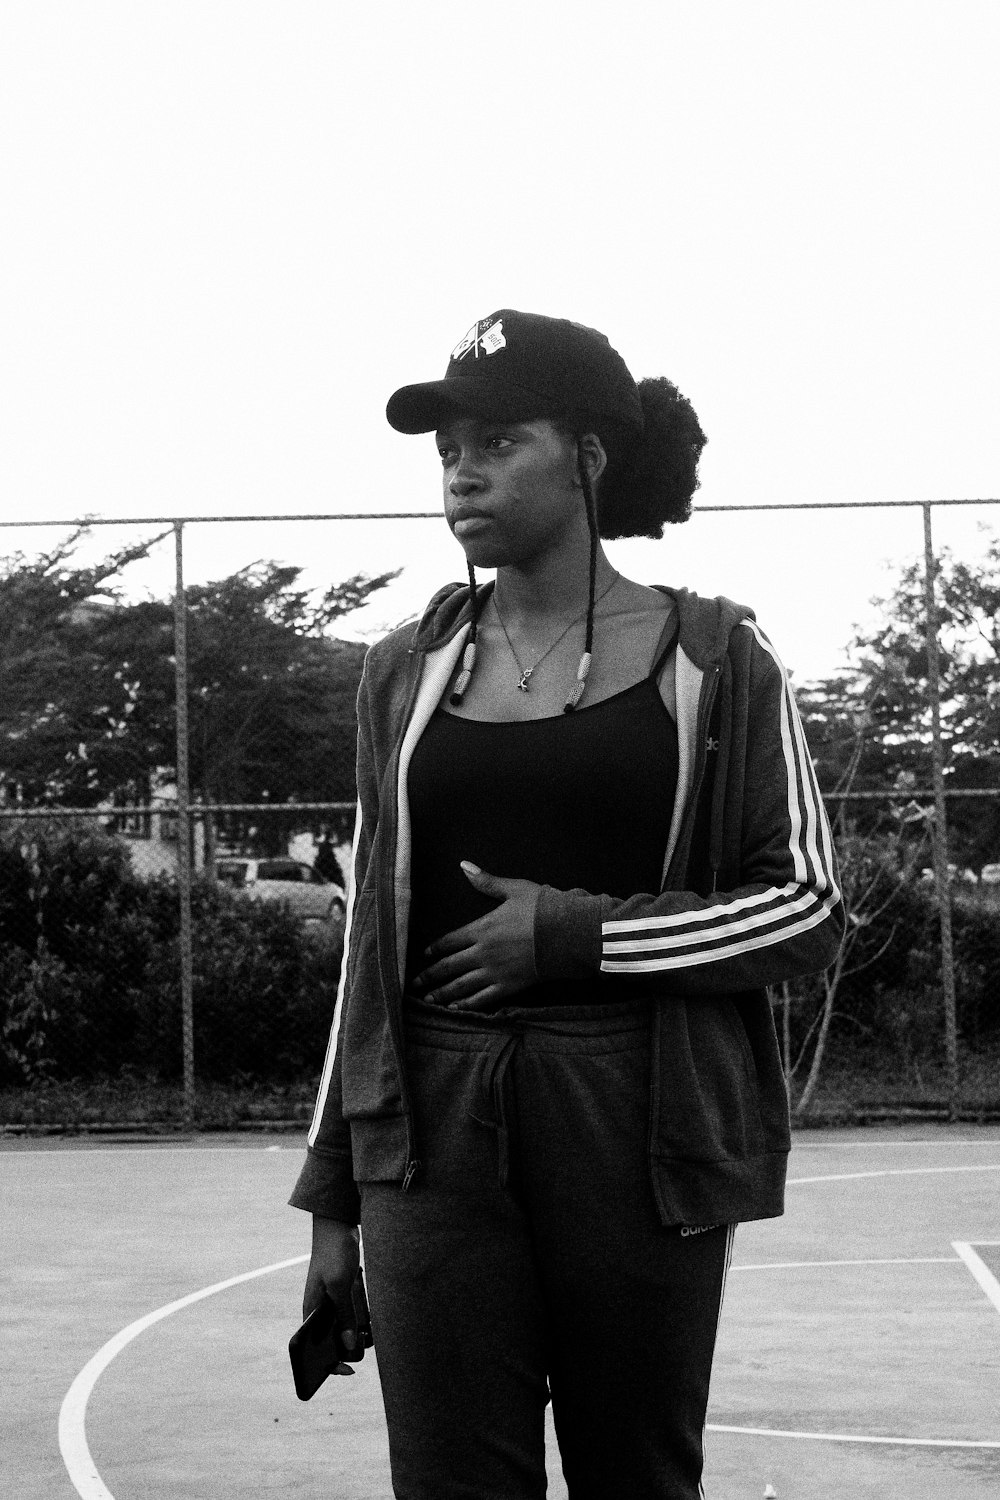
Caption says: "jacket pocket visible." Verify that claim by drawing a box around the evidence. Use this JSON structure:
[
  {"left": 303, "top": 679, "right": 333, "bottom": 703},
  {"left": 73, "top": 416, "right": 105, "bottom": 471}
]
[
  {"left": 340, "top": 889, "right": 404, "bottom": 1121},
  {"left": 653, "top": 996, "right": 768, "bottom": 1163}
]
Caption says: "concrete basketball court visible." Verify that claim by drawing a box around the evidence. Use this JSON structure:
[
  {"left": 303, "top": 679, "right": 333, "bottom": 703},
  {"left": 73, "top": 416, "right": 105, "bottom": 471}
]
[{"left": 4, "top": 1125, "right": 1000, "bottom": 1499}]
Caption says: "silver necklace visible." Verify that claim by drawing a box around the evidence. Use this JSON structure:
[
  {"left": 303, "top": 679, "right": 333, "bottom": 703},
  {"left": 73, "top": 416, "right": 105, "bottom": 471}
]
[{"left": 492, "top": 572, "right": 620, "bottom": 692}]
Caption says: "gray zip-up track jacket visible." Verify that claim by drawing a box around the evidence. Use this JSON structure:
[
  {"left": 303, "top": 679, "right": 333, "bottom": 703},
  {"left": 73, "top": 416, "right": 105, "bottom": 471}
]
[{"left": 290, "top": 583, "right": 844, "bottom": 1228}]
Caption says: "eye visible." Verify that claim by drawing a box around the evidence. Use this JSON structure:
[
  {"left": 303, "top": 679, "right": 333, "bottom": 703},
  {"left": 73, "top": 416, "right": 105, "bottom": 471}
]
[
  {"left": 437, "top": 441, "right": 458, "bottom": 466},
  {"left": 484, "top": 433, "right": 513, "bottom": 451}
]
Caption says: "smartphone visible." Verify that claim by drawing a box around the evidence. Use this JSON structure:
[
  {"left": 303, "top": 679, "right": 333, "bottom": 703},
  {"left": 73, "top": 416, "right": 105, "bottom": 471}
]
[{"left": 289, "top": 1270, "right": 373, "bottom": 1401}]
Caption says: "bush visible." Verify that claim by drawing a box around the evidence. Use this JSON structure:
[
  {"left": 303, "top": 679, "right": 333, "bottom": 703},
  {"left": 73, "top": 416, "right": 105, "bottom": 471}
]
[
  {"left": 781, "top": 839, "right": 1000, "bottom": 1096},
  {"left": 835, "top": 880, "right": 1000, "bottom": 1060},
  {"left": 138, "top": 878, "right": 342, "bottom": 1080},
  {"left": 0, "top": 820, "right": 340, "bottom": 1086}
]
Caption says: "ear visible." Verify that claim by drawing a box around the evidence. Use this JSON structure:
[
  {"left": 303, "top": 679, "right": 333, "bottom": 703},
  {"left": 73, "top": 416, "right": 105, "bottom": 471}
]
[{"left": 575, "top": 431, "right": 607, "bottom": 488}]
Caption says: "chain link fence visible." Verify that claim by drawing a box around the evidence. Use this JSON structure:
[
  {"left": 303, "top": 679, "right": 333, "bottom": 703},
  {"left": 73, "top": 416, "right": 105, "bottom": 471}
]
[
  {"left": 0, "top": 802, "right": 356, "bottom": 1132},
  {"left": 2, "top": 500, "right": 999, "bottom": 1130}
]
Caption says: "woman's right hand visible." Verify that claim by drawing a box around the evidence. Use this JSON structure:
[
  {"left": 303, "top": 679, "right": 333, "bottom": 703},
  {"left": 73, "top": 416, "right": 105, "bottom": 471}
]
[{"left": 303, "top": 1215, "right": 362, "bottom": 1373}]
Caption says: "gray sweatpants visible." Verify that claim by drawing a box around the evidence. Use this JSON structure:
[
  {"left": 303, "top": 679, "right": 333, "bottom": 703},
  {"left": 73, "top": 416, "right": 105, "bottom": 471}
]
[{"left": 359, "top": 1002, "right": 735, "bottom": 1500}]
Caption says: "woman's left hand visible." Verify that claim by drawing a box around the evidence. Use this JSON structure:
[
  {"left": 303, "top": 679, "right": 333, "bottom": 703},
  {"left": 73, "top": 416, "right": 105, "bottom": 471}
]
[{"left": 411, "top": 861, "right": 541, "bottom": 1011}]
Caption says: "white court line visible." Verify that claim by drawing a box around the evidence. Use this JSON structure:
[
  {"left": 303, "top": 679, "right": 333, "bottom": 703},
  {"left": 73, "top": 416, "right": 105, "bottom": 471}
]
[
  {"left": 953, "top": 1242, "right": 1000, "bottom": 1317},
  {"left": 731, "top": 1257, "right": 957, "bottom": 1271},
  {"left": 710, "top": 1245, "right": 1000, "bottom": 1449},
  {"left": 707, "top": 1423, "right": 1000, "bottom": 1449},
  {"left": 1, "top": 1143, "right": 302, "bottom": 1157},
  {"left": 56, "top": 1165, "right": 1000, "bottom": 1494},
  {"left": 716, "top": 1248, "right": 1000, "bottom": 1446},
  {"left": 4, "top": 1137, "right": 997, "bottom": 1159},
  {"left": 796, "top": 1139, "right": 1000, "bottom": 1149},
  {"left": 789, "top": 1163, "right": 1000, "bottom": 1185},
  {"left": 26, "top": 1143, "right": 995, "bottom": 1172},
  {"left": 59, "top": 1249, "right": 1000, "bottom": 1494},
  {"left": 58, "top": 1254, "right": 308, "bottom": 1500}
]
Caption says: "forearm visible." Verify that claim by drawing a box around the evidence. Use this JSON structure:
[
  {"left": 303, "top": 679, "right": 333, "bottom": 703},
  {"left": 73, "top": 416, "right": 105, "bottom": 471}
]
[{"left": 533, "top": 873, "right": 844, "bottom": 994}]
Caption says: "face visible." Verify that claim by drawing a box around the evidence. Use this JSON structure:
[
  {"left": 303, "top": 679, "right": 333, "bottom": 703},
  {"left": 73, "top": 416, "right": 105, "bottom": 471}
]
[{"left": 434, "top": 416, "right": 587, "bottom": 569}]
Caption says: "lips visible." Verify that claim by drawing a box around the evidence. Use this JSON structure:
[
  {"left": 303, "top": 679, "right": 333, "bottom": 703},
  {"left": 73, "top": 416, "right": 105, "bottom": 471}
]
[{"left": 450, "top": 507, "right": 492, "bottom": 533}]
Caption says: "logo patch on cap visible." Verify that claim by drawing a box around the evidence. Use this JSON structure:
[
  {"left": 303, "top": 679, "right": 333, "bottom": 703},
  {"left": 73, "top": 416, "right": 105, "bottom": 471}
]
[{"left": 451, "top": 316, "right": 506, "bottom": 362}]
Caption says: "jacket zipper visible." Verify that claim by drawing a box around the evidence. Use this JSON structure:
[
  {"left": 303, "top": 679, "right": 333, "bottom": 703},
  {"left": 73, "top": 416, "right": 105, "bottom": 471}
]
[{"left": 402, "top": 1159, "right": 421, "bottom": 1191}]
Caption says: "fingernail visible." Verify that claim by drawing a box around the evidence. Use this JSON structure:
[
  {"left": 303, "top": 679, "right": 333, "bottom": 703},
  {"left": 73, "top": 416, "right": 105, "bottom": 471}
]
[{"left": 460, "top": 860, "right": 481, "bottom": 875}]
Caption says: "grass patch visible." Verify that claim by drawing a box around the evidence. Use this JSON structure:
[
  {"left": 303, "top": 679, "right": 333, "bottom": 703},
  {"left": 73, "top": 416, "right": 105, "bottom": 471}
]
[
  {"left": 0, "top": 1073, "right": 320, "bottom": 1133},
  {"left": 791, "top": 1043, "right": 1000, "bottom": 1123},
  {"left": 5, "top": 1046, "right": 1000, "bottom": 1134}
]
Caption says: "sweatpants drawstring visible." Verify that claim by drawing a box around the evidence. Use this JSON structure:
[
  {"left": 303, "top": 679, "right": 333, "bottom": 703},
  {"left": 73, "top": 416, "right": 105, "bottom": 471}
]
[{"left": 468, "top": 1030, "right": 522, "bottom": 1190}]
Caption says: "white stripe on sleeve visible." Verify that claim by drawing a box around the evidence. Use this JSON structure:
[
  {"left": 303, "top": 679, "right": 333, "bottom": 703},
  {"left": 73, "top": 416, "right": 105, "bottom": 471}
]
[{"left": 599, "top": 620, "right": 839, "bottom": 975}]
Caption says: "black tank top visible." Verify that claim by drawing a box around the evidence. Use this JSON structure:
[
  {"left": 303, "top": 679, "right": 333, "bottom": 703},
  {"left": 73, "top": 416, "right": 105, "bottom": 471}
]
[{"left": 405, "top": 625, "right": 679, "bottom": 1007}]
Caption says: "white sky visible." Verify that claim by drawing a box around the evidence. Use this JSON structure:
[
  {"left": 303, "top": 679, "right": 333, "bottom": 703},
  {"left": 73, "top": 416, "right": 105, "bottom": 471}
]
[{"left": 2, "top": 0, "right": 998, "bottom": 681}]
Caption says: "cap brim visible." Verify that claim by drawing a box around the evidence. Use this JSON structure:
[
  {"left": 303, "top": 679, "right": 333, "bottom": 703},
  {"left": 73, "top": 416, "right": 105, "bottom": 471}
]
[{"left": 385, "top": 379, "right": 545, "bottom": 434}]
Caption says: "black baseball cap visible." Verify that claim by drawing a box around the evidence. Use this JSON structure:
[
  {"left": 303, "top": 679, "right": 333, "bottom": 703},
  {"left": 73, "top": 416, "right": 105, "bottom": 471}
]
[{"left": 385, "top": 309, "right": 643, "bottom": 436}]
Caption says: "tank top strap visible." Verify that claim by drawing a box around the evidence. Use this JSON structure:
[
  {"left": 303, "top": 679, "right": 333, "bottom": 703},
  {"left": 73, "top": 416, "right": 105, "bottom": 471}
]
[{"left": 648, "top": 609, "right": 680, "bottom": 680}]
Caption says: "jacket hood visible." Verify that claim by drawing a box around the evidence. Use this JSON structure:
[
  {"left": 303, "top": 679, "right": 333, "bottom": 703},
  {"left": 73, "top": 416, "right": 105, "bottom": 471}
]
[
  {"left": 407, "top": 580, "right": 754, "bottom": 667},
  {"left": 659, "top": 586, "right": 756, "bottom": 670},
  {"left": 408, "top": 580, "right": 495, "bottom": 652}
]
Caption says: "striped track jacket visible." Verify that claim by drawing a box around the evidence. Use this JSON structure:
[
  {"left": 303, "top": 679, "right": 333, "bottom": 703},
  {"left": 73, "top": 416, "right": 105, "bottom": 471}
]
[{"left": 290, "top": 583, "right": 844, "bottom": 1228}]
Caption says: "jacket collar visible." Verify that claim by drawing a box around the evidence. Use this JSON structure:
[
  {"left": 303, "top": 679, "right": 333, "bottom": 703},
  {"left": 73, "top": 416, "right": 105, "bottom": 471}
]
[
  {"left": 409, "top": 579, "right": 754, "bottom": 668},
  {"left": 408, "top": 581, "right": 492, "bottom": 653}
]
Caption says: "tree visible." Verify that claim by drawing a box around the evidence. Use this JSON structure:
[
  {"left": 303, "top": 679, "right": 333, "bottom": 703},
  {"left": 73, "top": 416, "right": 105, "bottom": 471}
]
[
  {"left": 0, "top": 534, "right": 396, "bottom": 813},
  {"left": 0, "top": 529, "right": 169, "bottom": 805},
  {"left": 854, "top": 534, "right": 1000, "bottom": 750},
  {"left": 798, "top": 531, "right": 1000, "bottom": 865},
  {"left": 785, "top": 809, "right": 931, "bottom": 1114}
]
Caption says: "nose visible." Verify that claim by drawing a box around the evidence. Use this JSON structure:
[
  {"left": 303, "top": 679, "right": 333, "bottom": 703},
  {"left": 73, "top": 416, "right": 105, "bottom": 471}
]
[{"left": 448, "top": 452, "right": 484, "bottom": 497}]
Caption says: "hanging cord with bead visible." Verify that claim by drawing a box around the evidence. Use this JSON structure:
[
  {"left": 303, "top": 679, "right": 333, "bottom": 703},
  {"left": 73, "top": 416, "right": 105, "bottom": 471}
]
[
  {"left": 449, "top": 558, "right": 481, "bottom": 705},
  {"left": 493, "top": 571, "right": 618, "bottom": 691},
  {"left": 563, "top": 442, "right": 600, "bottom": 712},
  {"left": 450, "top": 443, "right": 603, "bottom": 709}
]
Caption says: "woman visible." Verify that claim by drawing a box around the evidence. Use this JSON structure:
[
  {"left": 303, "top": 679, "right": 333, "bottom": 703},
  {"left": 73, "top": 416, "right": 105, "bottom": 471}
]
[{"left": 291, "top": 309, "right": 843, "bottom": 1499}]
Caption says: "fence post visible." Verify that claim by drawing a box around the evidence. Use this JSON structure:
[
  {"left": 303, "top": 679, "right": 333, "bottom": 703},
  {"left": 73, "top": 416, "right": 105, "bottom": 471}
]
[
  {"left": 173, "top": 522, "right": 196, "bottom": 1129},
  {"left": 921, "top": 503, "right": 959, "bottom": 1118}
]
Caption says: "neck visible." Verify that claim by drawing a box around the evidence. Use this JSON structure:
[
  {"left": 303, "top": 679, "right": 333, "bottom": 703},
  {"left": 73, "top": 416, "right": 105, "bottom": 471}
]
[{"left": 493, "top": 540, "right": 616, "bottom": 624}]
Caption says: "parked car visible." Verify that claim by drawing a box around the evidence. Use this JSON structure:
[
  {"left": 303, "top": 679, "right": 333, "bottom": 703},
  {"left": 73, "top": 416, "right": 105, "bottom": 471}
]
[
  {"left": 981, "top": 863, "right": 1000, "bottom": 886},
  {"left": 918, "top": 863, "right": 977, "bottom": 886},
  {"left": 216, "top": 857, "right": 346, "bottom": 940}
]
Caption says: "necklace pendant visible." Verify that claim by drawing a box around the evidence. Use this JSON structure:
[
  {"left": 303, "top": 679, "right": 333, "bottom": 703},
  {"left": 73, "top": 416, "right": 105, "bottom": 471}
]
[{"left": 517, "top": 668, "right": 533, "bottom": 692}]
